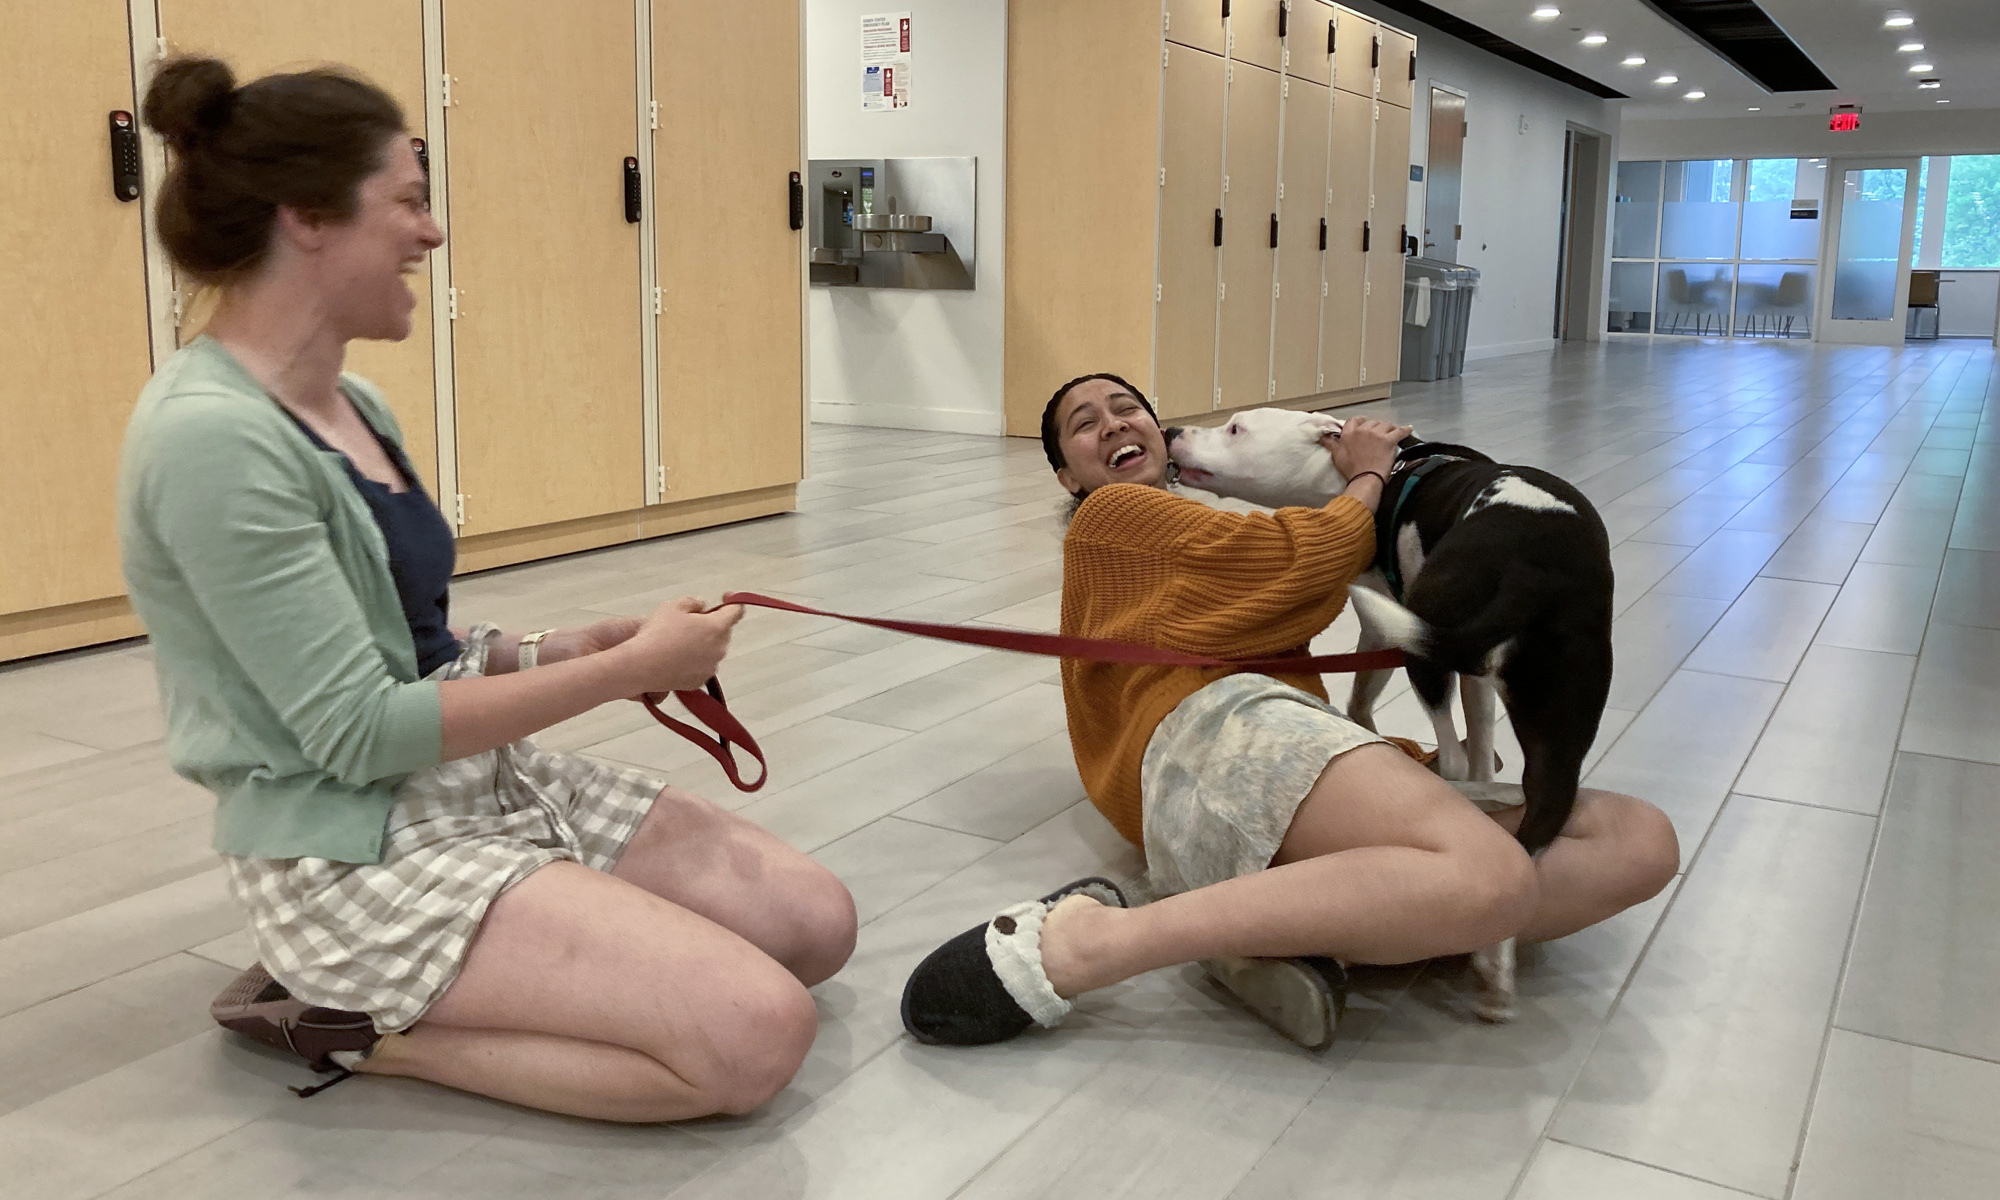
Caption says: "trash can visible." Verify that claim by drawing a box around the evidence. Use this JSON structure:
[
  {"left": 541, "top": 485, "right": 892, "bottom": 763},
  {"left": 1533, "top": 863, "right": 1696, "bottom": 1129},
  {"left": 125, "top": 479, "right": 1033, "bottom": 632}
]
[{"left": 1400, "top": 258, "right": 1481, "bottom": 381}]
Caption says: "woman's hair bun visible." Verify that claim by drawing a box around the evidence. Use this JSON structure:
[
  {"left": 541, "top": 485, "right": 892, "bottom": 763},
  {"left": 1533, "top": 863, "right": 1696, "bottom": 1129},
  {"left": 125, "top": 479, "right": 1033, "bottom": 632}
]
[{"left": 143, "top": 56, "right": 238, "bottom": 152}]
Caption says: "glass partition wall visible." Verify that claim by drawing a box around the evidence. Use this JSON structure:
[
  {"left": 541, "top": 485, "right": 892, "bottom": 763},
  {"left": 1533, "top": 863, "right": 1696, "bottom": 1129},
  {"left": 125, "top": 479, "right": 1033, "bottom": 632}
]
[{"left": 1610, "top": 157, "right": 1825, "bottom": 337}]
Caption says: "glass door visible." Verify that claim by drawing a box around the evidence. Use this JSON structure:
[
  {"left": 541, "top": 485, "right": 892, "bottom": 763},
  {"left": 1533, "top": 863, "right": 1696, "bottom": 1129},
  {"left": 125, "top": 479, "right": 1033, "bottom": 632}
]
[{"left": 1815, "top": 158, "right": 1920, "bottom": 345}]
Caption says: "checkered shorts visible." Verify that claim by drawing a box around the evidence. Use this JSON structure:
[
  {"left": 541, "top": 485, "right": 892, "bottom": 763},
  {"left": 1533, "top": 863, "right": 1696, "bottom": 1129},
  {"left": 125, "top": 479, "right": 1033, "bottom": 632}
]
[{"left": 221, "top": 624, "right": 666, "bottom": 1033}]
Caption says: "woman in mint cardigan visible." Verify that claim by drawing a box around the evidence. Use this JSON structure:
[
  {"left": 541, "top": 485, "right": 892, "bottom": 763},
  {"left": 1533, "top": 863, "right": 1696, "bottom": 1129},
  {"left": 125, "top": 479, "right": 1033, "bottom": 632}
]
[{"left": 119, "top": 57, "right": 855, "bottom": 1121}]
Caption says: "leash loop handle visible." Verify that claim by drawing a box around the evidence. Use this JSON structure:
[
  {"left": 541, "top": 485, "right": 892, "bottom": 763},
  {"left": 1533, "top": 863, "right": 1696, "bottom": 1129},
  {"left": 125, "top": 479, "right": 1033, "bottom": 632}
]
[{"left": 640, "top": 686, "right": 769, "bottom": 792}]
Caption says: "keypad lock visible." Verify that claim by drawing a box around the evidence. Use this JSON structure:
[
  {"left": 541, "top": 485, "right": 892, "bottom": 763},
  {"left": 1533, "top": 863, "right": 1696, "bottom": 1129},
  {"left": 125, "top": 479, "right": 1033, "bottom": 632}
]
[{"left": 109, "top": 110, "right": 141, "bottom": 202}]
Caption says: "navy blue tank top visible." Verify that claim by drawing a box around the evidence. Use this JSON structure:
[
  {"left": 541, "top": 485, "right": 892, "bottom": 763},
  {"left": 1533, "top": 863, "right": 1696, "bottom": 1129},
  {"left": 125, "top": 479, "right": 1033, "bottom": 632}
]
[{"left": 285, "top": 403, "right": 463, "bottom": 677}]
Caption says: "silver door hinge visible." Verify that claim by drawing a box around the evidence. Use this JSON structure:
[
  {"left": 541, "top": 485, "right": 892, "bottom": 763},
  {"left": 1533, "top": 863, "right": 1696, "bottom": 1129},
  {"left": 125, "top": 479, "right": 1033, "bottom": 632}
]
[
  {"left": 1160, "top": 167, "right": 1167, "bottom": 186},
  {"left": 1274, "top": 282, "right": 1281, "bottom": 298},
  {"left": 656, "top": 465, "right": 667, "bottom": 494},
  {"left": 454, "top": 494, "right": 466, "bottom": 524},
  {"left": 1268, "top": 380, "right": 1277, "bottom": 397},
  {"left": 1164, "top": 11, "right": 1170, "bottom": 31},
  {"left": 1283, "top": 78, "right": 1290, "bottom": 98},
  {"left": 1326, "top": 186, "right": 1333, "bottom": 204},
  {"left": 1318, "top": 372, "right": 1325, "bottom": 387},
  {"left": 1224, "top": 173, "right": 1231, "bottom": 192},
  {"left": 1220, "top": 281, "right": 1227, "bottom": 299},
  {"left": 1164, "top": 45, "right": 1171, "bottom": 67},
  {"left": 1227, "top": 63, "right": 1234, "bottom": 82},
  {"left": 652, "top": 286, "right": 662, "bottom": 315},
  {"left": 649, "top": 100, "right": 659, "bottom": 130},
  {"left": 1227, "top": 31, "right": 1235, "bottom": 54},
  {"left": 1322, "top": 280, "right": 1329, "bottom": 296},
  {"left": 1364, "top": 280, "right": 1371, "bottom": 296},
  {"left": 170, "top": 288, "right": 185, "bottom": 325},
  {"left": 448, "top": 287, "right": 462, "bottom": 319},
  {"left": 1278, "top": 182, "right": 1286, "bottom": 200},
  {"left": 1214, "top": 386, "right": 1223, "bottom": 406},
  {"left": 441, "top": 73, "right": 455, "bottom": 106},
  {"left": 1156, "top": 283, "right": 1163, "bottom": 301},
  {"left": 155, "top": 36, "right": 168, "bottom": 59}
]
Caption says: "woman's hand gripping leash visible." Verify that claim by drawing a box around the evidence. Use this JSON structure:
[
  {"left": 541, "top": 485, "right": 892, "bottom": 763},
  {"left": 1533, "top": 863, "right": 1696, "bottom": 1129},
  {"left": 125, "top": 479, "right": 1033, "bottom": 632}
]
[{"left": 622, "top": 597, "right": 768, "bottom": 791}]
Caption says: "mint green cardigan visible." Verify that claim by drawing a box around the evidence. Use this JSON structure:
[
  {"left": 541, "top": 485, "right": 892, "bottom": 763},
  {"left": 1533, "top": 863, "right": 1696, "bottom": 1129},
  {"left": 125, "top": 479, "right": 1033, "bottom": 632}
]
[{"left": 118, "top": 338, "right": 445, "bottom": 864}]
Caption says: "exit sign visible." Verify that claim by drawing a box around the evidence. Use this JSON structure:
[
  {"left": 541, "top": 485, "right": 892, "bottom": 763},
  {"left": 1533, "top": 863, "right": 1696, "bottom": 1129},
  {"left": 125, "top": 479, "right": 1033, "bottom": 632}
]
[{"left": 1829, "top": 106, "right": 1862, "bottom": 131}]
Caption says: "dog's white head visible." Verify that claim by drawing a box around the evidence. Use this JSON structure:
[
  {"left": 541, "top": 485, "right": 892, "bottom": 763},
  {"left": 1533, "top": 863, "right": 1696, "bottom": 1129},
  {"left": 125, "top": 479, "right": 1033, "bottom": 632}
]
[{"left": 1167, "top": 408, "right": 1350, "bottom": 510}]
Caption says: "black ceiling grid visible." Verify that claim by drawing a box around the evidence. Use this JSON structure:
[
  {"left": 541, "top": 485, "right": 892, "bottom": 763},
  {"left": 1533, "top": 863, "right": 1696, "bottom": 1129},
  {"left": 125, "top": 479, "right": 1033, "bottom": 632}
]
[
  {"left": 1362, "top": 0, "right": 1630, "bottom": 100},
  {"left": 1637, "top": 0, "right": 1837, "bottom": 92}
]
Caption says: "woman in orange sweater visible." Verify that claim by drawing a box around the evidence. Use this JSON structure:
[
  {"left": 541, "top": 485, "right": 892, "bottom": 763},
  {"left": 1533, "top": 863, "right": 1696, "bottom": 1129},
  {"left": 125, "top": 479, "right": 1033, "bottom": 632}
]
[{"left": 902, "top": 374, "right": 1678, "bottom": 1047}]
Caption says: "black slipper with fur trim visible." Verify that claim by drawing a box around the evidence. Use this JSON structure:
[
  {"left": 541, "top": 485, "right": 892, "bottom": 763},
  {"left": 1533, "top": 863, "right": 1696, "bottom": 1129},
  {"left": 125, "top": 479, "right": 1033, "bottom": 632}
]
[{"left": 901, "top": 877, "right": 1128, "bottom": 1046}]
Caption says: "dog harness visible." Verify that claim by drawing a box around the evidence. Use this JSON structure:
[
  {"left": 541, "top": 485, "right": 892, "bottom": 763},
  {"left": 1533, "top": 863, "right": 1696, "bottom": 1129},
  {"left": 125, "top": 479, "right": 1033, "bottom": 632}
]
[{"left": 1377, "top": 447, "right": 1464, "bottom": 602}]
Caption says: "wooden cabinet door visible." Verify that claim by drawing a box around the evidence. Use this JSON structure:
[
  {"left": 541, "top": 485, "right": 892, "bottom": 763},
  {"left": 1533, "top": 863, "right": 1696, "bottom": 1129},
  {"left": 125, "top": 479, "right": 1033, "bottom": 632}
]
[
  {"left": 444, "top": 0, "right": 644, "bottom": 536},
  {"left": 1217, "top": 61, "right": 1280, "bottom": 410},
  {"left": 0, "top": 0, "right": 154, "bottom": 616},
  {"left": 1154, "top": 45, "right": 1226, "bottom": 420},
  {"left": 1274, "top": 78, "right": 1329, "bottom": 401},
  {"left": 1231, "top": 0, "right": 1285, "bottom": 73},
  {"left": 1362, "top": 97, "right": 1412, "bottom": 386},
  {"left": 1166, "top": 0, "right": 1227, "bottom": 57},
  {"left": 655, "top": 0, "right": 803, "bottom": 502},
  {"left": 159, "top": 0, "right": 438, "bottom": 494},
  {"left": 1378, "top": 26, "right": 1416, "bottom": 109},
  {"left": 1319, "top": 87, "right": 1370, "bottom": 393},
  {"left": 1332, "top": 6, "right": 1376, "bottom": 99},
  {"left": 1287, "top": 0, "right": 1335, "bottom": 86}
]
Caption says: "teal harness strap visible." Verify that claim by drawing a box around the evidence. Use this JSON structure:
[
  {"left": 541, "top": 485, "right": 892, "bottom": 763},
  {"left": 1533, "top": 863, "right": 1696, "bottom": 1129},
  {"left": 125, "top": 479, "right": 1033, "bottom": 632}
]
[{"left": 1377, "top": 455, "right": 1457, "bottom": 602}]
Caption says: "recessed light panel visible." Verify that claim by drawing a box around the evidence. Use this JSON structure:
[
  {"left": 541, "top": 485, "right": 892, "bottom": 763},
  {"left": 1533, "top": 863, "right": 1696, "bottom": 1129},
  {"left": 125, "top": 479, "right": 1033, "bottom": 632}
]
[
  {"left": 1655, "top": 74, "right": 1679, "bottom": 84},
  {"left": 1581, "top": 33, "right": 1607, "bottom": 45},
  {"left": 1532, "top": 5, "right": 1560, "bottom": 18},
  {"left": 1622, "top": 54, "right": 1646, "bottom": 66},
  {"left": 1685, "top": 90, "right": 1705, "bottom": 99},
  {"left": 1885, "top": 15, "right": 1914, "bottom": 28}
]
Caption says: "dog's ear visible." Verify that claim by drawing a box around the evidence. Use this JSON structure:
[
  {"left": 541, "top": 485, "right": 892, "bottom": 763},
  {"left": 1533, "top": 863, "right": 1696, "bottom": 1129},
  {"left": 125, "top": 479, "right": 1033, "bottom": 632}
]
[{"left": 1309, "top": 415, "right": 1344, "bottom": 446}]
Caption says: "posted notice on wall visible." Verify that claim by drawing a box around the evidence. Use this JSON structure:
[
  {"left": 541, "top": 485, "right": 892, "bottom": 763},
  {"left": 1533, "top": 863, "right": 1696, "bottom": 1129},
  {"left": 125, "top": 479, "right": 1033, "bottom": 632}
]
[{"left": 861, "top": 12, "right": 911, "bottom": 111}]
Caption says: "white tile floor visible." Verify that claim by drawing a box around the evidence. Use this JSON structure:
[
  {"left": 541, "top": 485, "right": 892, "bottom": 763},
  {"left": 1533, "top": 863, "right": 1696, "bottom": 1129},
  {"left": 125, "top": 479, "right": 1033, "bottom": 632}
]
[{"left": 2, "top": 336, "right": 1997, "bottom": 1199}]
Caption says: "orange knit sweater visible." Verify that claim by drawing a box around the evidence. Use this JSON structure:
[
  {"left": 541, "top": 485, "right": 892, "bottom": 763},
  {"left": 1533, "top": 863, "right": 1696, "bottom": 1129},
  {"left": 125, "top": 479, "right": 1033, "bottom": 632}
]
[{"left": 1059, "top": 483, "right": 1381, "bottom": 845}]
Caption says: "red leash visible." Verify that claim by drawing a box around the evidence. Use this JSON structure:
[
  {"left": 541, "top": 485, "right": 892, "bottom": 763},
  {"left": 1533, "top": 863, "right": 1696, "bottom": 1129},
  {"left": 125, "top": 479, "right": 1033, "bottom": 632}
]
[{"left": 639, "top": 591, "right": 1407, "bottom": 793}]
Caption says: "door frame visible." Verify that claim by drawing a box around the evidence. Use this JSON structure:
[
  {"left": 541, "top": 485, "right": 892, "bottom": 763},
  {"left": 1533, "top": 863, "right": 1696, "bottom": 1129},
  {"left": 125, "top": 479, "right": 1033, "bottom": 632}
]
[
  {"left": 1421, "top": 81, "right": 1466, "bottom": 263},
  {"left": 1814, "top": 156, "right": 1921, "bottom": 346},
  {"left": 1557, "top": 122, "right": 1613, "bottom": 344}
]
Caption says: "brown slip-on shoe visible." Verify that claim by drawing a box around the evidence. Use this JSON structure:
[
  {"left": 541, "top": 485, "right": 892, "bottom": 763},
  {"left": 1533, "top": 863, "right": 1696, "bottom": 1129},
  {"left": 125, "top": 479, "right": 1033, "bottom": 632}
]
[
  {"left": 1200, "top": 955, "right": 1347, "bottom": 1051},
  {"left": 210, "top": 963, "right": 379, "bottom": 1077}
]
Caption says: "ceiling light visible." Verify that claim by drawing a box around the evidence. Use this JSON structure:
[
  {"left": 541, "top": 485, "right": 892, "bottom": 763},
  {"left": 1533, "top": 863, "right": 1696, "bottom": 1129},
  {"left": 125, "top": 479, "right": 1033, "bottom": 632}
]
[
  {"left": 1684, "top": 90, "right": 1705, "bottom": 100},
  {"left": 1532, "top": 6, "right": 1560, "bottom": 18},
  {"left": 1884, "top": 15, "right": 1914, "bottom": 28},
  {"left": 1581, "top": 33, "right": 1607, "bottom": 46},
  {"left": 1910, "top": 62, "right": 1934, "bottom": 73},
  {"left": 1937, "top": 99, "right": 1951, "bottom": 104},
  {"left": 1918, "top": 79, "right": 1943, "bottom": 89},
  {"left": 1898, "top": 42, "right": 1924, "bottom": 52},
  {"left": 1655, "top": 74, "right": 1679, "bottom": 84},
  {"left": 1621, "top": 54, "right": 1646, "bottom": 66},
  {"left": 1747, "top": 106, "right": 1761, "bottom": 111}
]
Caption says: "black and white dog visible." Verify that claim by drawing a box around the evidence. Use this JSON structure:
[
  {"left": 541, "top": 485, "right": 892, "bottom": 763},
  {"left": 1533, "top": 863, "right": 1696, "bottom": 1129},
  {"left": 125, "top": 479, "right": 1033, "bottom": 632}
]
[{"left": 1166, "top": 408, "right": 1614, "bottom": 1021}]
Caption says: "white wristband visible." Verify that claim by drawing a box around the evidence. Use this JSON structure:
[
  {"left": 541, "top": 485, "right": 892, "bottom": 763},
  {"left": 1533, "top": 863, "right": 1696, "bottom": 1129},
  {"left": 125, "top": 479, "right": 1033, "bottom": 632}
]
[{"left": 518, "top": 629, "right": 557, "bottom": 672}]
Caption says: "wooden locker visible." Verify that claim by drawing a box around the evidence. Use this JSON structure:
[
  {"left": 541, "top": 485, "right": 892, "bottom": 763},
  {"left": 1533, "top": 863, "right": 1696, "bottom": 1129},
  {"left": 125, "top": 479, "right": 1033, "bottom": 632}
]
[
  {"left": 1154, "top": 45, "right": 1226, "bottom": 420},
  {"left": 1318, "top": 88, "right": 1370, "bottom": 393},
  {"left": 1332, "top": 6, "right": 1376, "bottom": 99},
  {"left": 0, "top": 1, "right": 153, "bottom": 619},
  {"left": 655, "top": 0, "right": 803, "bottom": 502},
  {"left": 1217, "top": 61, "right": 1281, "bottom": 410},
  {"left": 1362, "top": 96, "right": 1411, "bottom": 386},
  {"left": 443, "top": 0, "right": 644, "bottom": 536},
  {"left": 1231, "top": 0, "right": 1286, "bottom": 73},
  {"left": 1378, "top": 24, "right": 1417, "bottom": 109},
  {"left": 1287, "top": 0, "right": 1335, "bottom": 86},
  {"left": 1273, "top": 78, "right": 1329, "bottom": 401},
  {"left": 1165, "top": 0, "right": 1227, "bottom": 57},
  {"left": 159, "top": 0, "right": 439, "bottom": 494}
]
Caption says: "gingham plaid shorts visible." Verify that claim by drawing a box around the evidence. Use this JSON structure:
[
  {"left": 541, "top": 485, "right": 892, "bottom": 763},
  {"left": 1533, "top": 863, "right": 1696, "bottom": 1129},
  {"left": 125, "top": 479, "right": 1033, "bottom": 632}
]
[{"left": 221, "top": 624, "right": 666, "bottom": 1033}]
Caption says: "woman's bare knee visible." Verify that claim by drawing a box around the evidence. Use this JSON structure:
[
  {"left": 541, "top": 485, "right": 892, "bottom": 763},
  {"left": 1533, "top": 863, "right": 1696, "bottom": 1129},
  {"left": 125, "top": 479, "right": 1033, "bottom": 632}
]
[
  {"left": 691, "top": 970, "right": 819, "bottom": 1115},
  {"left": 1451, "top": 832, "right": 1541, "bottom": 950},
  {"left": 1587, "top": 789, "right": 1680, "bottom": 906},
  {"left": 784, "top": 865, "right": 858, "bottom": 988}
]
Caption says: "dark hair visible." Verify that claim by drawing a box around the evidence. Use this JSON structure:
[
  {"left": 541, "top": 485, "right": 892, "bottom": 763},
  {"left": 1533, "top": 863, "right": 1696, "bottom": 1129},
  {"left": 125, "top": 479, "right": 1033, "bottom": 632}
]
[
  {"left": 1039, "top": 372, "right": 1159, "bottom": 478},
  {"left": 142, "top": 55, "right": 406, "bottom": 284}
]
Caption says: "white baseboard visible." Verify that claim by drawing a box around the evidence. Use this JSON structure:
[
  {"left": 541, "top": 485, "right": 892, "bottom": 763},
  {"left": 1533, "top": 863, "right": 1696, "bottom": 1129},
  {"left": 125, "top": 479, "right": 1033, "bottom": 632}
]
[
  {"left": 811, "top": 400, "right": 1005, "bottom": 437},
  {"left": 1463, "top": 338, "right": 1560, "bottom": 363}
]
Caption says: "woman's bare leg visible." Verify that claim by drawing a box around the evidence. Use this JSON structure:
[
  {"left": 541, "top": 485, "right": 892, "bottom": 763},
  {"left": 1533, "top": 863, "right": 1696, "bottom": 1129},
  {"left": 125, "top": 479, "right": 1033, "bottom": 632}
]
[
  {"left": 1485, "top": 787, "right": 1679, "bottom": 944},
  {"left": 1039, "top": 744, "right": 1540, "bottom": 997},
  {"left": 357, "top": 862, "right": 819, "bottom": 1122},
  {"left": 608, "top": 786, "right": 857, "bottom": 987}
]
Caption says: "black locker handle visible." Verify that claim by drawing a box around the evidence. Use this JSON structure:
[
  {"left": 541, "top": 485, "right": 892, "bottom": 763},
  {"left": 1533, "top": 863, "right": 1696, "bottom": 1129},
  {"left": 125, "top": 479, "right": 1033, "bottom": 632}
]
[
  {"left": 1319, "top": 217, "right": 1328, "bottom": 251},
  {"left": 1221, "top": 0, "right": 1230, "bottom": 18},
  {"left": 1401, "top": 224, "right": 1410, "bottom": 256},
  {"left": 108, "top": 110, "right": 141, "bottom": 202},
  {"left": 1361, "top": 220, "right": 1371, "bottom": 252},
  {"left": 1410, "top": 50, "right": 1417, "bottom": 81},
  {"left": 1328, "top": 19, "right": 1336, "bottom": 55},
  {"left": 789, "top": 171, "right": 803, "bottom": 230},
  {"left": 1371, "top": 35, "right": 1380, "bottom": 69},
  {"left": 623, "top": 157, "right": 642, "bottom": 223},
  {"left": 1278, "top": 2, "right": 1288, "bottom": 39},
  {"left": 1269, "top": 212, "right": 1279, "bottom": 249},
  {"left": 1214, "top": 208, "right": 1225, "bottom": 246}
]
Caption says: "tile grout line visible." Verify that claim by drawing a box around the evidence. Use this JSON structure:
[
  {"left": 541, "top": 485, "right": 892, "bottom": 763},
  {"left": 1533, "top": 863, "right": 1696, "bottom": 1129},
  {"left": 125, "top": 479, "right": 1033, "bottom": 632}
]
[{"left": 1540, "top": 1136, "right": 1773, "bottom": 1198}]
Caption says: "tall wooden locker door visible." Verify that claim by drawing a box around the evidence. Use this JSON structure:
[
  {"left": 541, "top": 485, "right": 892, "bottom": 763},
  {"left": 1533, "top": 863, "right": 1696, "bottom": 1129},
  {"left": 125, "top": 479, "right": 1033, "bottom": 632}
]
[
  {"left": 1165, "top": 0, "right": 1227, "bottom": 57},
  {"left": 1231, "top": 0, "right": 1285, "bottom": 73},
  {"left": 1332, "top": 7, "right": 1376, "bottom": 99},
  {"left": 1273, "top": 78, "right": 1329, "bottom": 401},
  {"left": 159, "top": 0, "right": 438, "bottom": 494},
  {"left": 655, "top": 1, "right": 803, "bottom": 502},
  {"left": 444, "top": 0, "right": 643, "bottom": 536},
  {"left": 1216, "top": 61, "right": 1280, "bottom": 411},
  {"left": 0, "top": 2, "right": 154, "bottom": 620},
  {"left": 1287, "top": 1, "right": 1335, "bottom": 87},
  {"left": 1319, "top": 89, "right": 1370, "bottom": 393},
  {"left": 1362, "top": 98, "right": 1411, "bottom": 386},
  {"left": 1378, "top": 26, "right": 1416, "bottom": 108},
  {"left": 1154, "top": 45, "right": 1226, "bottom": 420}
]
